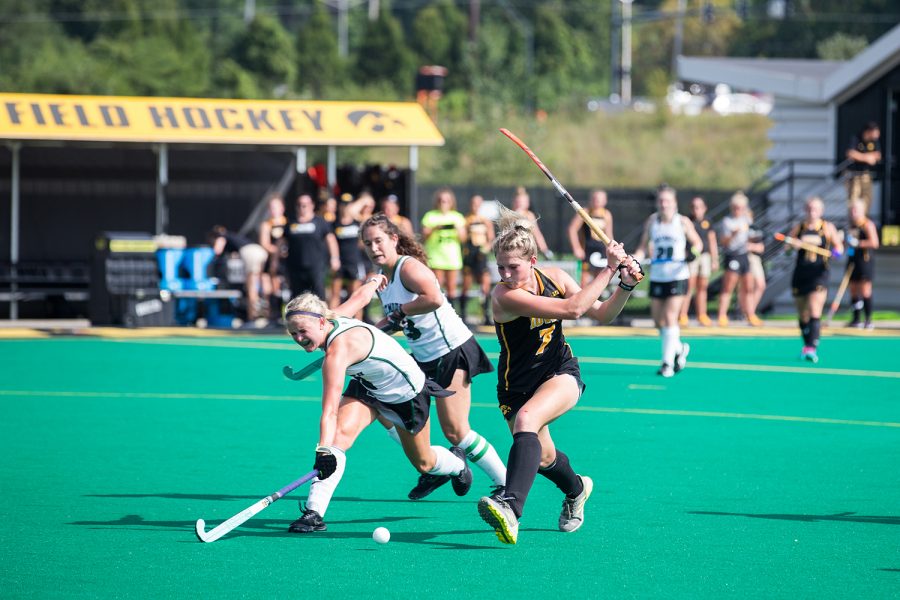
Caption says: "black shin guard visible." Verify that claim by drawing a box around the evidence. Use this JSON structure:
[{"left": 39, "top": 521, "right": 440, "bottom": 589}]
[
  {"left": 809, "top": 317, "right": 821, "bottom": 347},
  {"left": 457, "top": 295, "right": 467, "bottom": 320},
  {"left": 538, "top": 449, "right": 583, "bottom": 498},
  {"left": 851, "top": 296, "right": 862, "bottom": 323},
  {"left": 799, "top": 319, "right": 811, "bottom": 346},
  {"left": 482, "top": 297, "right": 491, "bottom": 324},
  {"left": 863, "top": 296, "right": 872, "bottom": 320},
  {"left": 503, "top": 432, "right": 542, "bottom": 518}
]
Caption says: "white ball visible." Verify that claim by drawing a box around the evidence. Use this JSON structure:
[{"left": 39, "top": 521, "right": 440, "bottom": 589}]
[{"left": 372, "top": 526, "right": 390, "bottom": 544}]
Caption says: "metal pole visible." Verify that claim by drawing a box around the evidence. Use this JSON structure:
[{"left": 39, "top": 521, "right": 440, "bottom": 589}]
[
  {"left": 338, "top": 0, "right": 349, "bottom": 58},
  {"left": 368, "top": 0, "right": 379, "bottom": 21},
  {"left": 156, "top": 144, "right": 169, "bottom": 235},
  {"left": 408, "top": 146, "right": 419, "bottom": 230},
  {"left": 10, "top": 142, "right": 21, "bottom": 320},
  {"left": 327, "top": 145, "right": 337, "bottom": 192},
  {"left": 672, "top": 0, "right": 686, "bottom": 77},
  {"left": 621, "top": 0, "right": 633, "bottom": 105},
  {"left": 610, "top": 1, "right": 620, "bottom": 99},
  {"left": 243, "top": 0, "right": 255, "bottom": 23}
]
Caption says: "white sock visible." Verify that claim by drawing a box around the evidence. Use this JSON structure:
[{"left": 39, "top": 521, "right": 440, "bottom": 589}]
[
  {"left": 427, "top": 446, "right": 464, "bottom": 476},
  {"left": 305, "top": 447, "right": 346, "bottom": 518},
  {"left": 458, "top": 429, "right": 506, "bottom": 485},
  {"left": 662, "top": 326, "right": 681, "bottom": 366},
  {"left": 385, "top": 426, "right": 401, "bottom": 445}
]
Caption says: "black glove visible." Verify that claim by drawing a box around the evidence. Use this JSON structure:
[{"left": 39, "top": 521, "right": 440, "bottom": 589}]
[
  {"left": 387, "top": 306, "right": 406, "bottom": 329},
  {"left": 314, "top": 447, "right": 337, "bottom": 479}
]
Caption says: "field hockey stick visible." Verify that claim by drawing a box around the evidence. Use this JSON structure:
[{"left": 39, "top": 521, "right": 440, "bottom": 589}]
[
  {"left": 773, "top": 232, "right": 835, "bottom": 258},
  {"left": 195, "top": 469, "right": 319, "bottom": 543},
  {"left": 499, "top": 128, "right": 643, "bottom": 281},
  {"left": 282, "top": 322, "right": 398, "bottom": 381},
  {"left": 826, "top": 263, "right": 855, "bottom": 327}
]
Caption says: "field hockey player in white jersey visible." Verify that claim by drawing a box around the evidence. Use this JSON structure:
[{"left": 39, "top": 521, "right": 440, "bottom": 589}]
[
  {"left": 284, "top": 290, "right": 473, "bottom": 533},
  {"left": 358, "top": 213, "right": 507, "bottom": 500},
  {"left": 634, "top": 185, "right": 703, "bottom": 378}
]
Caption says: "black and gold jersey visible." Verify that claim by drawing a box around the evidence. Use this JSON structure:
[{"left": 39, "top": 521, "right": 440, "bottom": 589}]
[
  {"left": 495, "top": 268, "right": 572, "bottom": 393},
  {"left": 848, "top": 218, "right": 874, "bottom": 264}
]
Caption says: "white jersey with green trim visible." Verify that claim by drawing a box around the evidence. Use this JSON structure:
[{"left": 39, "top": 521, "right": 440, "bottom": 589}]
[
  {"left": 377, "top": 255, "right": 472, "bottom": 362},
  {"left": 649, "top": 214, "right": 689, "bottom": 282},
  {"left": 325, "top": 316, "right": 425, "bottom": 405}
]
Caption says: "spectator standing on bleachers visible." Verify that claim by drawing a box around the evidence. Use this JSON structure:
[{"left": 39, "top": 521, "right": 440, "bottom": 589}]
[
  {"left": 330, "top": 195, "right": 367, "bottom": 319},
  {"left": 845, "top": 122, "right": 881, "bottom": 211},
  {"left": 461, "top": 194, "right": 495, "bottom": 325},
  {"left": 259, "top": 195, "right": 288, "bottom": 322},
  {"left": 421, "top": 187, "right": 467, "bottom": 309},
  {"left": 512, "top": 187, "right": 552, "bottom": 258},
  {"left": 208, "top": 225, "right": 268, "bottom": 324},
  {"left": 680, "top": 196, "right": 718, "bottom": 326},
  {"left": 319, "top": 195, "right": 337, "bottom": 223},
  {"left": 382, "top": 194, "right": 415, "bottom": 237},
  {"left": 285, "top": 193, "right": 340, "bottom": 301},
  {"left": 716, "top": 192, "right": 762, "bottom": 327},
  {"left": 568, "top": 189, "right": 613, "bottom": 293},
  {"left": 845, "top": 199, "right": 880, "bottom": 329}
]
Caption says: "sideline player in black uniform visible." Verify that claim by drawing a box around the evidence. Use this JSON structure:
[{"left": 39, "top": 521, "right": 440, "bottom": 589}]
[
  {"left": 787, "top": 196, "right": 843, "bottom": 363},
  {"left": 476, "top": 205, "right": 641, "bottom": 545},
  {"left": 680, "top": 196, "right": 718, "bottom": 326},
  {"left": 845, "top": 199, "right": 879, "bottom": 329},
  {"left": 259, "top": 195, "right": 288, "bottom": 322},
  {"left": 285, "top": 194, "right": 340, "bottom": 300},
  {"left": 567, "top": 189, "right": 614, "bottom": 293},
  {"left": 461, "top": 194, "right": 495, "bottom": 325},
  {"left": 329, "top": 196, "right": 367, "bottom": 318}
]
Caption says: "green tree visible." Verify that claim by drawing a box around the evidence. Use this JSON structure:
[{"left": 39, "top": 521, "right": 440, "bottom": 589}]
[
  {"left": 232, "top": 14, "right": 297, "bottom": 96},
  {"left": 354, "top": 11, "right": 416, "bottom": 94},
  {"left": 533, "top": 4, "right": 580, "bottom": 110},
  {"left": 410, "top": 0, "right": 469, "bottom": 91},
  {"left": 816, "top": 32, "right": 869, "bottom": 60},
  {"left": 295, "top": 3, "right": 344, "bottom": 97}
]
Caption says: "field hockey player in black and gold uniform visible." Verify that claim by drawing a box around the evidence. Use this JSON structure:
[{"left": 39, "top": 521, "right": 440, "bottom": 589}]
[
  {"left": 787, "top": 196, "right": 844, "bottom": 363},
  {"left": 845, "top": 199, "right": 879, "bottom": 329},
  {"left": 476, "top": 205, "right": 642, "bottom": 544}
]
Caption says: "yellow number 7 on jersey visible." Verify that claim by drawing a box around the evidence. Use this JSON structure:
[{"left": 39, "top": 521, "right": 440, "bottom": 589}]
[{"left": 536, "top": 324, "right": 555, "bottom": 355}]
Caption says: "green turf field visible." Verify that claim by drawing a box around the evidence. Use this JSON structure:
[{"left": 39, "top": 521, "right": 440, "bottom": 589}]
[{"left": 1, "top": 332, "right": 898, "bottom": 598}]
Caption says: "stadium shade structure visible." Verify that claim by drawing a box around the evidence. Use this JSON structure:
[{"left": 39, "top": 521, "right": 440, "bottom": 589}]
[{"left": 0, "top": 92, "right": 444, "bottom": 319}]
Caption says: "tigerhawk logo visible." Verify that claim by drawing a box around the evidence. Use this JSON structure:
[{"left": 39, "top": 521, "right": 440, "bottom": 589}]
[{"left": 347, "top": 110, "right": 406, "bottom": 132}]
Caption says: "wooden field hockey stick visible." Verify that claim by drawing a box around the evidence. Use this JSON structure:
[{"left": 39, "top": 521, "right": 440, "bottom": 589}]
[
  {"left": 826, "top": 263, "right": 855, "bottom": 327},
  {"left": 499, "top": 128, "right": 643, "bottom": 282},
  {"left": 195, "top": 469, "right": 319, "bottom": 543},
  {"left": 773, "top": 232, "right": 835, "bottom": 258}
]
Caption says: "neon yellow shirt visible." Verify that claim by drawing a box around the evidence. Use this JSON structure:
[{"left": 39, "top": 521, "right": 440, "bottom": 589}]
[{"left": 421, "top": 210, "right": 465, "bottom": 270}]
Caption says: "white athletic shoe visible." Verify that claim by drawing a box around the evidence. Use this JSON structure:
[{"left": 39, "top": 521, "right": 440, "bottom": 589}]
[
  {"left": 657, "top": 363, "right": 674, "bottom": 378},
  {"left": 674, "top": 343, "right": 690, "bottom": 373},
  {"left": 559, "top": 475, "right": 593, "bottom": 533}
]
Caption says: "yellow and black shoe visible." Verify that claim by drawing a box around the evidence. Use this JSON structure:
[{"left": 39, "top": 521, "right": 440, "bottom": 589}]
[{"left": 478, "top": 493, "right": 519, "bottom": 544}]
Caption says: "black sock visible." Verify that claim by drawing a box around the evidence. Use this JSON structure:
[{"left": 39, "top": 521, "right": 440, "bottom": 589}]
[
  {"left": 457, "top": 295, "right": 467, "bottom": 320},
  {"left": 269, "top": 294, "right": 282, "bottom": 320},
  {"left": 809, "top": 317, "right": 821, "bottom": 348},
  {"left": 482, "top": 297, "right": 491, "bottom": 324},
  {"left": 851, "top": 296, "right": 861, "bottom": 323},
  {"left": 538, "top": 449, "right": 583, "bottom": 498},
  {"left": 503, "top": 431, "right": 542, "bottom": 518},
  {"left": 799, "top": 318, "right": 811, "bottom": 346},
  {"left": 863, "top": 296, "right": 872, "bottom": 320}
]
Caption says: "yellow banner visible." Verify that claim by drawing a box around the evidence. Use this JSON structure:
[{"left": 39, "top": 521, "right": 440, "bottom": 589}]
[{"left": 0, "top": 93, "right": 444, "bottom": 146}]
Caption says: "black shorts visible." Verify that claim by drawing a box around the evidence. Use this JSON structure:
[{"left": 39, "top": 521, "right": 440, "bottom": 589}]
[
  {"left": 649, "top": 279, "right": 689, "bottom": 299},
  {"left": 496, "top": 352, "right": 585, "bottom": 422},
  {"left": 337, "top": 261, "right": 366, "bottom": 281},
  {"left": 724, "top": 252, "right": 750, "bottom": 275},
  {"left": 792, "top": 268, "right": 830, "bottom": 297},
  {"left": 849, "top": 257, "right": 874, "bottom": 282},
  {"left": 415, "top": 336, "right": 494, "bottom": 389},
  {"left": 344, "top": 379, "right": 451, "bottom": 434},
  {"left": 463, "top": 245, "right": 489, "bottom": 276}
]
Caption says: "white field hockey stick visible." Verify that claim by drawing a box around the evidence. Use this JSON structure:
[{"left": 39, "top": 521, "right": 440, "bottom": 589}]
[
  {"left": 499, "top": 128, "right": 643, "bottom": 282},
  {"left": 195, "top": 469, "right": 319, "bottom": 543}
]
